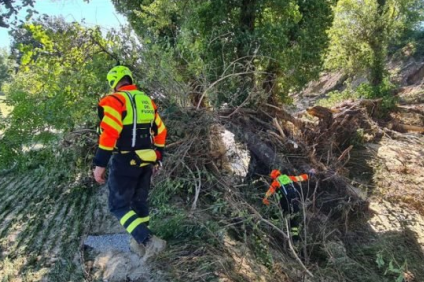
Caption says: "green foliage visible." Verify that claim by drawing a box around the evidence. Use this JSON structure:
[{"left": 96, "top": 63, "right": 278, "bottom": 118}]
[
  {"left": 0, "top": 17, "right": 117, "bottom": 170},
  {"left": 356, "top": 79, "right": 394, "bottom": 98},
  {"left": 150, "top": 178, "right": 187, "bottom": 206},
  {"left": 1, "top": 19, "right": 234, "bottom": 280},
  {"left": 0, "top": 0, "right": 37, "bottom": 28},
  {"left": 325, "top": 0, "right": 424, "bottom": 86},
  {"left": 150, "top": 208, "right": 217, "bottom": 241},
  {"left": 356, "top": 78, "right": 397, "bottom": 111},
  {"left": 149, "top": 169, "right": 224, "bottom": 242},
  {"left": 251, "top": 233, "right": 273, "bottom": 268},
  {"left": 317, "top": 78, "right": 396, "bottom": 113},
  {"left": 376, "top": 253, "right": 406, "bottom": 282},
  {"left": 350, "top": 128, "right": 366, "bottom": 147},
  {"left": 343, "top": 230, "right": 424, "bottom": 282},
  {"left": 406, "top": 29, "right": 424, "bottom": 57},
  {"left": 316, "top": 88, "right": 361, "bottom": 107},
  {"left": 149, "top": 208, "right": 192, "bottom": 239},
  {"left": 0, "top": 49, "right": 11, "bottom": 94},
  {"left": 112, "top": 0, "right": 335, "bottom": 106}
]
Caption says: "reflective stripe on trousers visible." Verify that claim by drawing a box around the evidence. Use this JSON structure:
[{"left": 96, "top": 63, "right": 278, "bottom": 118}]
[
  {"left": 278, "top": 185, "right": 301, "bottom": 232},
  {"left": 108, "top": 154, "right": 153, "bottom": 244}
]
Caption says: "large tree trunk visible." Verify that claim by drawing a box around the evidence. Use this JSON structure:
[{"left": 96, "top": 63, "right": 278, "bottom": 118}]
[
  {"left": 234, "top": 0, "right": 257, "bottom": 104},
  {"left": 369, "top": 40, "right": 385, "bottom": 87},
  {"left": 227, "top": 123, "right": 294, "bottom": 172},
  {"left": 368, "top": 0, "right": 387, "bottom": 87},
  {"left": 263, "top": 62, "right": 280, "bottom": 104},
  {"left": 239, "top": 0, "right": 256, "bottom": 33}
]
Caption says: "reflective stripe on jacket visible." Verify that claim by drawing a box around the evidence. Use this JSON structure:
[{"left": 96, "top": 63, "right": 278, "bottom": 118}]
[
  {"left": 93, "top": 84, "right": 167, "bottom": 167},
  {"left": 262, "top": 173, "right": 309, "bottom": 205}
]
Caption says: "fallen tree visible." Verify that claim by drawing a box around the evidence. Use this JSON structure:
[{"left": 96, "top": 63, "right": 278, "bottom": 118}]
[{"left": 151, "top": 96, "right": 424, "bottom": 280}]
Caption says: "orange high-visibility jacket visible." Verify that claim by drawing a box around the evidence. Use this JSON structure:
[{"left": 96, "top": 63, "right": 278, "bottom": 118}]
[
  {"left": 93, "top": 85, "right": 167, "bottom": 167},
  {"left": 263, "top": 173, "right": 308, "bottom": 205}
]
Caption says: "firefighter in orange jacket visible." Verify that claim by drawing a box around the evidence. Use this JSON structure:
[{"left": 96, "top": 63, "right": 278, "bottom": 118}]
[
  {"left": 263, "top": 170, "right": 309, "bottom": 240},
  {"left": 93, "top": 66, "right": 167, "bottom": 259}
]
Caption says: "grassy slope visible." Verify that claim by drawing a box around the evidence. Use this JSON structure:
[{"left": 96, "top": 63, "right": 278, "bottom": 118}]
[{"left": 0, "top": 172, "right": 98, "bottom": 281}]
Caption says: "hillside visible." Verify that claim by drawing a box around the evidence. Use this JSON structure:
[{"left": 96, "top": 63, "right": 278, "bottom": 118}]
[
  {"left": 1, "top": 1, "right": 424, "bottom": 281},
  {"left": 1, "top": 51, "right": 424, "bottom": 281}
]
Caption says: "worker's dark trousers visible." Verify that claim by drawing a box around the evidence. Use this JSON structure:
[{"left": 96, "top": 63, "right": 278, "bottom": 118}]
[
  {"left": 108, "top": 153, "right": 152, "bottom": 245},
  {"left": 278, "top": 186, "right": 301, "bottom": 231}
]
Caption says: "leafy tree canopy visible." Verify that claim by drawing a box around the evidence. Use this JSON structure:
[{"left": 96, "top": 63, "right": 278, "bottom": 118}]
[
  {"left": 0, "top": 48, "right": 11, "bottom": 93},
  {"left": 325, "top": 0, "right": 424, "bottom": 86},
  {"left": 0, "top": 0, "right": 37, "bottom": 28},
  {"left": 0, "top": 17, "right": 117, "bottom": 169},
  {"left": 112, "top": 0, "right": 336, "bottom": 106}
]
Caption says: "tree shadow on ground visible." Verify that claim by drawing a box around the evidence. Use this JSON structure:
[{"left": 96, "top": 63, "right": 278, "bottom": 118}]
[{"left": 343, "top": 218, "right": 424, "bottom": 281}]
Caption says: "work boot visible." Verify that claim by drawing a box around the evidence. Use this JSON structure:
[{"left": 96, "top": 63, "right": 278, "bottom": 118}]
[
  {"left": 143, "top": 235, "right": 166, "bottom": 261},
  {"left": 130, "top": 238, "right": 146, "bottom": 257}
]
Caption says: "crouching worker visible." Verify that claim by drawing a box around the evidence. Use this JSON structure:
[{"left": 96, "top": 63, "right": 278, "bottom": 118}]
[
  {"left": 263, "top": 170, "right": 309, "bottom": 241},
  {"left": 92, "top": 66, "right": 167, "bottom": 260}
]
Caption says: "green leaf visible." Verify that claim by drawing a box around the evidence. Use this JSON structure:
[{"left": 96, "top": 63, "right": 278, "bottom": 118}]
[
  {"left": 376, "top": 253, "right": 385, "bottom": 268},
  {"left": 396, "top": 273, "right": 405, "bottom": 282}
]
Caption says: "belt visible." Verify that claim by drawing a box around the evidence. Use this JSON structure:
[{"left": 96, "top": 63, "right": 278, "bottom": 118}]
[
  {"left": 113, "top": 150, "right": 132, "bottom": 155},
  {"left": 113, "top": 149, "right": 157, "bottom": 166}
]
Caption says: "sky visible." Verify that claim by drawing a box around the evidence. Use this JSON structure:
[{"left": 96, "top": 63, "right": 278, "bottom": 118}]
[{"left": 0, "top": 0, "right": 128, "bottom": 49}]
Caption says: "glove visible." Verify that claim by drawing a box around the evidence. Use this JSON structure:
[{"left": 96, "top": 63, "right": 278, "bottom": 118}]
[
  {"left": 270, "top": 169, "right": 281, "bottom": 180},
  {"left": 155, "top": 150, "right": 162, "bottom": 162},
  {"left": 153, "top": 149, "right": 163, "bottom": 175},
  {"left": 153, "top": 159, "right": 162, "bottom": 175},
  {"left": 155, "top": 146, "right": 164, "bottom": 162},
  {"left": 263, "top": 198, "right": 270, "bottom": 205}
]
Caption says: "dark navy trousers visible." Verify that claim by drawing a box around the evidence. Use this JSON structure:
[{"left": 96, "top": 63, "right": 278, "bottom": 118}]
[
  {"left": 108, "top": 153, "right": 152, "bottom": 244},
  {"left": 278, "top": 185, "right": 301, "bottom": 231}
]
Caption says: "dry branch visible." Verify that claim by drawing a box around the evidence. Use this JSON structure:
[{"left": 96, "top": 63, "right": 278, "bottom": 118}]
[
  {"left": 397, "top": 104, "right": 424, "bottom": 115},
  {"left": 196, "top": 71, "right": 265, "bottom": 109},
  {"left": 265, "top": 103, "right": 304, "bottom": 129},
  {"left": 337, "top": 145, "right": 353, "bottom": 162},
  {"left": 227, "top": 123, "right": 293, "bottom": 171},
  {"left": 244, "top": 202, "right": 314, "bottom": 278},
  {"left": 191, "top": 164, "right": 202, "bottom": 211},
  {"left": 273, "top": 118, "right": 286, "bottom": 138},
  {"left": 389, "top": 122, "right": 424, "bottom": 133},
  {"left": 157, "top": 98, "right": 400, "bottom": 280},
  {"left": 306, "top": 106, "right": 333, "bottom": 128}
]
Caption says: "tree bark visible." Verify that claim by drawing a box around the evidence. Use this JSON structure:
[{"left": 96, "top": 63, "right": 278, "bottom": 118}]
[
  {"left": 227, "top": 123, "right": 294, "bottom": 172},
  {"left": 368, "top": 0, "right": 387, "bottom": 87}
]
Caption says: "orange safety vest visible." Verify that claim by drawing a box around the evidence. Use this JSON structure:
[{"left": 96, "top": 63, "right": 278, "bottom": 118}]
[
  {"left": 94, "top": 84, "right": 167, "bottom": 167},
  {"left": 263, "top": 173, "right": 308, "bottom": 205}
]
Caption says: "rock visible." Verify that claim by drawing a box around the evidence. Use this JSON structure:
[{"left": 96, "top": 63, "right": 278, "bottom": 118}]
[
  {"left": 93, "top": 250, "right": 151, "bottom": 282},
  {"left": 84, "top": 233, "right": 131, "bottom": 253}
]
